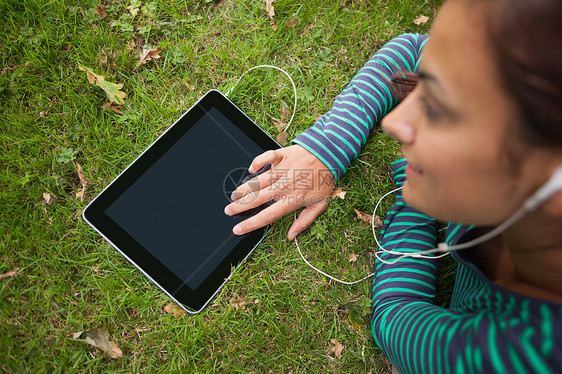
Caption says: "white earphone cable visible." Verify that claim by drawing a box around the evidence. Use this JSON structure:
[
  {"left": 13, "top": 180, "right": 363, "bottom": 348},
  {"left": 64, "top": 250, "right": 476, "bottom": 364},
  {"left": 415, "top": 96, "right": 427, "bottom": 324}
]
[{"left": 226, "top": 64, "right": 298, "bottom": 132}]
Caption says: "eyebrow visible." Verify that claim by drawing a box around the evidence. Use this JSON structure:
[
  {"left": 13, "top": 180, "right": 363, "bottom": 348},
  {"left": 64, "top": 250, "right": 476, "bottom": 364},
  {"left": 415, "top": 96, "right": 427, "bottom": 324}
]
[
  {"left": 418, "top": 70, "right": 459, "bottom": 119},
  {"left": 418, "top": 70, "right": 438, "bottom": 84}
]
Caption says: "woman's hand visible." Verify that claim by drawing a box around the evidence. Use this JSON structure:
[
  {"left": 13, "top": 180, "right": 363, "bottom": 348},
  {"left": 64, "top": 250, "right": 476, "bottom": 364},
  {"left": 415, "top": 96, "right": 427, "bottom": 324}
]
[{"left": 224, "top": 145, "right": 336, "bottom": 240}]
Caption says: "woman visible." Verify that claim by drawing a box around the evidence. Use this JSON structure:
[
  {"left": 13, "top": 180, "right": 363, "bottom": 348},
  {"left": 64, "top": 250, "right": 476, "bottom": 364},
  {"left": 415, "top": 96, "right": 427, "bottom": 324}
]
[{"left": 225, "top": 0, "right": 562, "bottom": 371}]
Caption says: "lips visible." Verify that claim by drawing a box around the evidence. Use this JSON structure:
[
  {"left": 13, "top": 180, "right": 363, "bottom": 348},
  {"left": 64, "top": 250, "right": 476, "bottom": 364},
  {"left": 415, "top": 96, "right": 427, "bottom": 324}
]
[
  {"left": 410, "top": 164, "right": 423, "bottom": 173},
  {"left": 405, "top": 162, "right": 423, "bottom": 177}
]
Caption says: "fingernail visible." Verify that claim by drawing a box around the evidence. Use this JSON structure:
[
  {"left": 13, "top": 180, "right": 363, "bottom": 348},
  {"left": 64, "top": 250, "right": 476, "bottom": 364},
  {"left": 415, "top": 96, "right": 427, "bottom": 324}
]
[
  {"left": 233, "top": 225, "right": 242, "bottom": 235},
  {"left": 288, "top": 231, "right": 299, "bottom": 240},
  {"left": 248, "top": 166, "right": 255, "bottom": 173},
  {"left": 224, "top": 206, "right": 232, "bottom": 216}
]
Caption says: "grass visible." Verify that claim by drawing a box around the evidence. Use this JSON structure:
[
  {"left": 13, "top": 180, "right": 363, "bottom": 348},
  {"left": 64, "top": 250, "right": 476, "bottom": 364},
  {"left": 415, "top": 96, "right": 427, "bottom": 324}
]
[{"left": 0, "top": 0, "right": 448, "bottom": 372}]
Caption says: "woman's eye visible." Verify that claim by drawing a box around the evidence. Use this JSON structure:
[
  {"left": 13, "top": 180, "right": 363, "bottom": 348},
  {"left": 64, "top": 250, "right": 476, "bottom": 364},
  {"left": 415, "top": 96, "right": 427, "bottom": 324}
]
[{"left": 420, "top": 96, "right": 442, "bottom": 120}]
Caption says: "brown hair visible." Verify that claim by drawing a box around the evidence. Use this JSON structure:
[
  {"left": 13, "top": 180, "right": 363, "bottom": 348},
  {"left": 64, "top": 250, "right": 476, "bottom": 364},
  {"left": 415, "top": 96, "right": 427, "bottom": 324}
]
[
  {"left": 484, "top": 0, "right": 562, "bottom": 148},
  {"left": 391, "top": 0, "right": 562, "bottom": 149}
]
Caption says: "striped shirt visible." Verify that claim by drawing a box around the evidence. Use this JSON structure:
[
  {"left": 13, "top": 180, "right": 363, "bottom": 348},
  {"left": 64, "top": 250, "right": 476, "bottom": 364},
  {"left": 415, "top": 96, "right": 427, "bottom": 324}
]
[{"left": 293, "top": 34, "right": 562, "bottom": 373}]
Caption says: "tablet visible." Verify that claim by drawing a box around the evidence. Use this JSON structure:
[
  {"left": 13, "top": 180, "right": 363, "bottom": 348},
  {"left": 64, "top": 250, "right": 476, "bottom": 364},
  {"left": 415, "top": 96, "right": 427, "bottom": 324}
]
[{"left": 83, "top": 90, "right": 281, "bottom": 314}]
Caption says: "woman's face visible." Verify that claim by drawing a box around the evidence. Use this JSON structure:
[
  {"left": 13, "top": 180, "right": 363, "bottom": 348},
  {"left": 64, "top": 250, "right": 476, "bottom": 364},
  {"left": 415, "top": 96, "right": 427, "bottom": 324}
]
[{"left": 382, "top": 0, "right": 555, "bottom": 226}]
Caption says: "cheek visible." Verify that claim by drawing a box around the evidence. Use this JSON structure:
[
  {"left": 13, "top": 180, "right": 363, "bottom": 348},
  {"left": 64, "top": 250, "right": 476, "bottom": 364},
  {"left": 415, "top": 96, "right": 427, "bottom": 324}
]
[{"left": 402, "top": 133, "right": 522, "bottom": 225}]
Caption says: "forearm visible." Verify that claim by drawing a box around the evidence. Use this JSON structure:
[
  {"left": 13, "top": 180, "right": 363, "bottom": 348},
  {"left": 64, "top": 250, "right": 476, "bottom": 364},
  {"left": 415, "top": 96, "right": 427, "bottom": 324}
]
[{"left": 293, "top": 33, "right": 429, "bottom": 181}]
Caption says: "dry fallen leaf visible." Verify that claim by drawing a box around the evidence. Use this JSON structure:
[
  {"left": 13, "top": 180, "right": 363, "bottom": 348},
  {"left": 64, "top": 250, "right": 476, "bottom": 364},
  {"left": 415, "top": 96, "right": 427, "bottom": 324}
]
[
  {"left": 95, "top": 4, "right": 107, "bottom": 19},
  {"left": 330, "top": 339, "right": 344, "bottom": 359},
  {"left": 101, "top": 102, "right": 123, "bottom": 114},
  {"left": 349, "top": 253, "right": 358, "bottom": 263},
  {"left": 230, "top": 297, "right": 259, "bottom": 310},
  {"left": 78, "top": 65, "right": 127, "bottom": 105},
  {"left": 331, "top": 187, "right": 346, "bottom": 200},
  {"left": 276, "top": 130, "right": 288, "bottom": 145},
  {"left": 40, "top": 192, "right": 58, "bottom": 206},
  {"left": 75, "top": 162, "right": 88, "bottom": 202},
  {"left": 136, "top": 48, "right": 162, "bottom": 67},
  {"left": 0, "top": 267, "right": 20, "bottom": 279},
  {"left": 414, "top": 15, "right": 429, "bottom": 25},
  {"left": 287, "top": 18, "right": 299, "bottom": 27},
  {"left": 265, "top": 0, "right": 277, "bottom": 31},
  {"left": 353, "top": 208, "right": 373, "bottom": 226},
  {"left": 373, "top": 215, "right": 383, "bottom": 228},
  {"left": 75, "top": 328, "right": 123, "bottom": 359},
  {"left": 164, "top": 303, "right": 186, "bottom": 318}
]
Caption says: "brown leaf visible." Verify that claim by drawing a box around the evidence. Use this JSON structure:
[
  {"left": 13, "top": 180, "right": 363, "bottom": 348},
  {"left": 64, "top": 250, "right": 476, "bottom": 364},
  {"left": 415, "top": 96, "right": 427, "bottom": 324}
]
[
  {"left": 349, "top": 253, "right": 358, "bottom": 263},
  {"left": 353, "top": 208, "right": 372, "bottom": 226},
  {"left": 0, "top": 267, "right": 20, "bottom": 279},
  {"left": 164, "top": 303, "right": 186, "bottom": 318},
  {"left": 75, "top": 162, "right": 88, "bottom": 202},
  {"left": 75, "top": 328, "right": 123, "bottom": 359},
  {"left": 79, "top": 65, "right": 127, "bottom": 105},
  {"left": 265, "top": 0, "right": 277, "bottom": 30},
  {"left": 230, "top": 297, "right": 259, "bottom": 310},
  {"left": 272, "top": 119, "right": 286, "bottom": 132},
  {"left": 414, "top": 15, "right": 430, "bottom": 25},
  {"left": 330, "top": 339, "right": 344, "bottom": 359},
  {"left": 95, "top": 4, "right": 107, "bottom": 19},
  {"left": 287, "top": 18, "right": 299, "bottom": 27},
  {"left": 280, "top": 102, "right": 290, "bottom": 122},
  {"left": 101, "top": 102, "right": 123, "bottom": 114},
  {"left": 373, "top": 215, "right": 383, "bottom": 228},
  {"left": 331, "top": 187, "right": 346, "bottom": 200},
  {"left": 136, "top": 48, "right": 162, "bottom": 67},
  {"left": 99, "top": 52, "right": 108, "bottom": 67},
  {"left": 231, "top": 296, "right": 247, "bottom": 310},
  {"left": 40, "top": 192, "right": 58, "bottom": 206},
  {"left": 276, "top": 130, "right": 288, "bottom": 145}
]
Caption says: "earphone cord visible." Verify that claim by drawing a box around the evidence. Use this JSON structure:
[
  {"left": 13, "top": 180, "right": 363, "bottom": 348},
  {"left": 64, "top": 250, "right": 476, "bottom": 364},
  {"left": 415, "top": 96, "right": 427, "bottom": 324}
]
[
  {"left": 295, "top": 184, "right": 532, "bottom": 281},
  {"left": 225, "top": 65, "right": 298, "bottom": 133}
]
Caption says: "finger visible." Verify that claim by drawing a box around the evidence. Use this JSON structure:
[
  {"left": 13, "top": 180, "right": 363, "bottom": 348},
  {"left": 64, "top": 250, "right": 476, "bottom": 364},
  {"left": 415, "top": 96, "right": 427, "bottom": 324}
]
[
  {"left": 287, "top": 201, "right": 330, "bottom": 241},
  {"left": 225, "top": 185, "right": 281, "bottom": 216},
  {"left": 230, "top": 168, "right": 283, "bottom": 202},
  {"left": 248, "top": 149, "right": 284, "bottom": 173},
  {"left": 232, "top": 198, "right": 304, "bottom": 236}
]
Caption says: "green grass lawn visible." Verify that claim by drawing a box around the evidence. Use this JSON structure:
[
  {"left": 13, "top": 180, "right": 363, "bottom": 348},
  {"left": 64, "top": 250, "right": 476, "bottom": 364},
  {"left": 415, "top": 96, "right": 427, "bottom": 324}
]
[{"left": 0, "top": 0, "right": 446, "bottom": 372}]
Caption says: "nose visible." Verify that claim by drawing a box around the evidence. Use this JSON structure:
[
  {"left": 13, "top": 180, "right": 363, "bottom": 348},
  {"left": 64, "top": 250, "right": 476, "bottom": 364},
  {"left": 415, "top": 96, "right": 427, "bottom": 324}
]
[{"left": 382, "top": 95, "right": 417, "bottom": 145}]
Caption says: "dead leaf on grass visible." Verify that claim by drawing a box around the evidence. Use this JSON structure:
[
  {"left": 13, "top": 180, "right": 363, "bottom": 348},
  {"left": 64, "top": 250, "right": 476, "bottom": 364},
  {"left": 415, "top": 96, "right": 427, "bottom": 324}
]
[
  {"left": 329, "top": 339, "right": 344, "bottom": 358},
  {"left": 164, "top": 303, "right": 186, "bottom": 318},
  {"left": 414, "top": 15, "right": 429, "bottom": 25},
  {"left": 271, "top": 118, "right": 286, "bottom": 132},
  {"left": 265, "top": 0, "right": 277, "bottom": 31},
  {"left": 331, "top": 187, "right": 346, "bottom": 200},
  {"left": 78, "top": 65, "right": 127, "bottom": 105},
  {"left": 230, "top": 296, "right": 259, "bottom": 310},
  {"left": 40, "top": 192, "right": 58, "bottom": 206},
  {"left": 0, "top": 267, "right": 21, "bottom": 279},
  {"left": 349, "top": 253, "right": 358, "bottom": 263},
  {"left": 95, "top": 4, "right": 107, "bottom": 19},
  {"left": 74, "top": 328, "right": 123, "bottom": 359},
  {"left": 101, "top": 102, "right": 123, "bottom": 114},
  {"left": 75, "top": 162, "right": 88, "bottom": 202},
  {"left": 287, "top": 18, "right": 299, "bottom": 27},
  {"left": 353, "top": 208, "right": 372, "bottom": 226},
  {"left": 276, "top": 130, "right": 288, "bottom": 145},
  {"left": 136, "top": 48, "right": 162, "bottom": 67}
]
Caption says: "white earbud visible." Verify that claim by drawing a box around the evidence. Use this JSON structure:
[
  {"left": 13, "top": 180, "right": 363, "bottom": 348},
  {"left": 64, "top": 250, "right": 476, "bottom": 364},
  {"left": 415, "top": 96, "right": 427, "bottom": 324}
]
[{"left": 524, "top": 164, "right": 562, "bottom": 211}]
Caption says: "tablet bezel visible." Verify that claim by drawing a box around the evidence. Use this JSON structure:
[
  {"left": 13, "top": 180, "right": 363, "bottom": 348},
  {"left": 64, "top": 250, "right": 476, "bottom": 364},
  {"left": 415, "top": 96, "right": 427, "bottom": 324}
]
[{"left": 83, "top": 90, "right": 280, "bottom": 313}]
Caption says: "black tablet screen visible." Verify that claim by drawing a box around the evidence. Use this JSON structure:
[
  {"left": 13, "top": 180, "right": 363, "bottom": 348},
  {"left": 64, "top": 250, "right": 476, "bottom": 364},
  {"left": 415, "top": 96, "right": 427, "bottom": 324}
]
[{"left": 105, "top": 107, "right": 263, "bottom": 290}]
